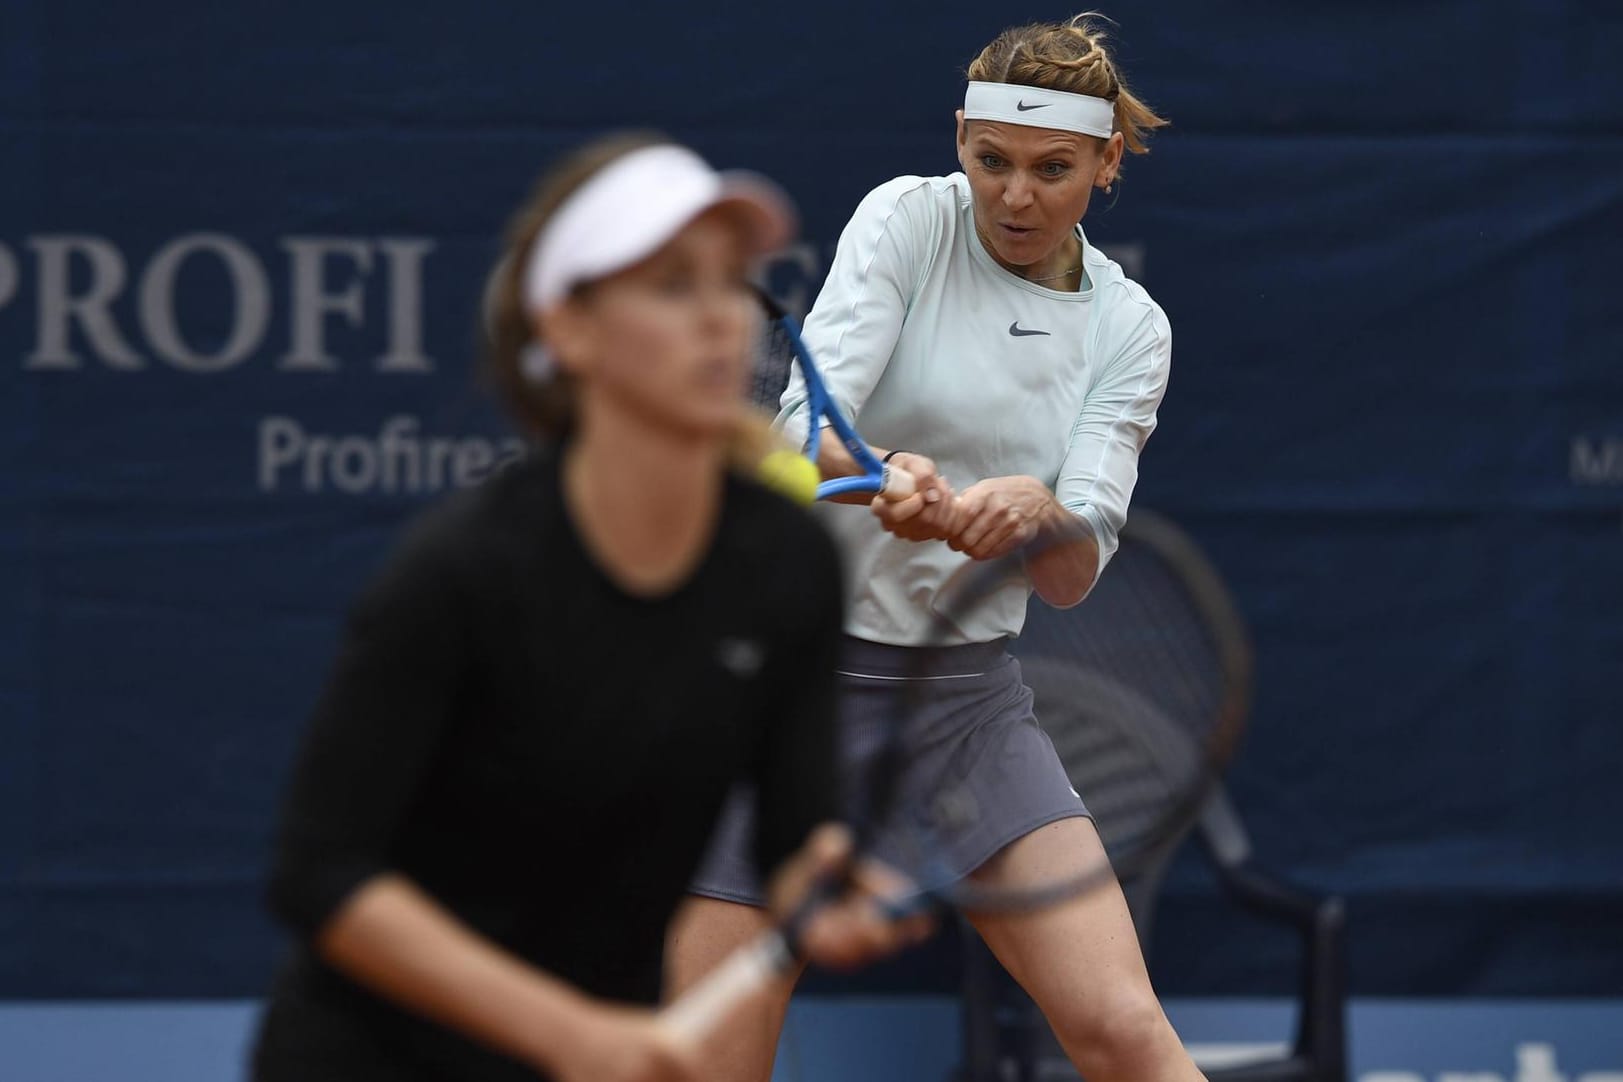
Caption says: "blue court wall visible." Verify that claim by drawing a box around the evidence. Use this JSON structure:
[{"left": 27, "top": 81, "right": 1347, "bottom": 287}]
[{"left": 1, "top": 0, "right": 1619, "bottom": 998}]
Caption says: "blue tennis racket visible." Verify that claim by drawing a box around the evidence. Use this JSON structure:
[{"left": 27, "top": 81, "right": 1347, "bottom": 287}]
[{"left": 751, "top": 289, "right": 915, "bottom": 502}]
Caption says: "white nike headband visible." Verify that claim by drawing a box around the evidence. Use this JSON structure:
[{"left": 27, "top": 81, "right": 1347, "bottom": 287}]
[
  {"left": 963, "top": 81, "right": 1116, "bottom": 139},
  {"left": 522, "top": 143, "right": 794, "bottom": 317}
]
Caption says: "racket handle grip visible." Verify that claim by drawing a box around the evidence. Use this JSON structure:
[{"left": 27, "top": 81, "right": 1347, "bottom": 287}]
[
  {"left": 655, "top": 930, "right": 796, "bottom": 1052},
  {"left": 879, "top": 464, "right": 917, "bottom": 500}
]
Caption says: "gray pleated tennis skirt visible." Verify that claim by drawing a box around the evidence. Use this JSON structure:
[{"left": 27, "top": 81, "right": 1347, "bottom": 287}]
[{"left": 690, "top": 636, "right": 1091, "bottom": 906}]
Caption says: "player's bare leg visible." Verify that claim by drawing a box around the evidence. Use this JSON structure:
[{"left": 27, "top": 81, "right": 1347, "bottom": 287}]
[{"left": 966, "top": 817, "right": 1206, "bottom": 1082}]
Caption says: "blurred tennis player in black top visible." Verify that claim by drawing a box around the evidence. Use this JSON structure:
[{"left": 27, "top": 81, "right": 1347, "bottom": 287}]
[{"left": 252, "top": 134, "right": 916, "bottom": 1082}]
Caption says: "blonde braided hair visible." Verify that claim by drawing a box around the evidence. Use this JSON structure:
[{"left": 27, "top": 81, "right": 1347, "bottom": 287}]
[{"left": 966, "top": 13, "right": 1168, "bottom": 156}]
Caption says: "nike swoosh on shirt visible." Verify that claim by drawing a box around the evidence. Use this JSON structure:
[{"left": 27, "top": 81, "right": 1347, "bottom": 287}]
[
  {"left": 1008, "top": 322, "right": 1051, "bottom": 337},
  {"left": 1015, "top": 101, "right": 1050, "bottom": 111}
]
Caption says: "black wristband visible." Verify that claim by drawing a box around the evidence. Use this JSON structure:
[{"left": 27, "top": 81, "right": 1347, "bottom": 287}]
[{"left": 882, "top": 449, "right": 908, "bottom": 464}]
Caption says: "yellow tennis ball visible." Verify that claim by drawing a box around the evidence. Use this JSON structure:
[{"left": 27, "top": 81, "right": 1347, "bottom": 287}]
[{"left": 757, "top": 449, "right": 820, "bottom": 505}]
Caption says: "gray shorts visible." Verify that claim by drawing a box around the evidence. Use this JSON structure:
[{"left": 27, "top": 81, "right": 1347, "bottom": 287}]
[{"left": 690, "top": 636, "right": 1091, "bottom": 906}]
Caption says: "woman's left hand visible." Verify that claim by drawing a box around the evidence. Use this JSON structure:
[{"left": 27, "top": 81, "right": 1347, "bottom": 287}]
[{"left": 945, "top": 476, "right": 1054, "bottom": 561}]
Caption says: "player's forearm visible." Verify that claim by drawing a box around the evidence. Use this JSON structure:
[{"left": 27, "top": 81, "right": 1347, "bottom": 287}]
[
  {"left": 1025, "top": 502, "right": 1100, "bottom": 609},
  {"left": 314, "top": 874, "right": 592, "bottom": 1075}
]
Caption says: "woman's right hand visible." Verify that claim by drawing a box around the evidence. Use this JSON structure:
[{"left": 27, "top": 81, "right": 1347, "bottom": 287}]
[
  {"left": 550, "top": 1002, "right": 701, "bottom": 1082},
  {"left": 871, "top": 451, "right": 957, "bottom": 543}
]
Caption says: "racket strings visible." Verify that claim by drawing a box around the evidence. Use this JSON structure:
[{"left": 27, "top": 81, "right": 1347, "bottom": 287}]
[
  {"left": 1049, "top": 542, "right": 1227, "bottom": 727},
  {"left": 1036, "top": 673, "right": 1197, "bottom": 855},
  {"left": 1038, "top": 555, "right": 1228, "bottom": 761},
  {"left": 1005, "top": 534, "right": 1247, "bottom": 876},
  {"left": 1105, "top": 538, "right": 1249, "bottom": 768},
  {"left": 751, "top": 318, "right": 796, "bottom": 411}
]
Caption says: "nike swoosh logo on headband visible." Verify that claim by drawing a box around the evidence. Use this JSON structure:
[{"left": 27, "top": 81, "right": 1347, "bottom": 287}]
[
  {"left": 1015, "top": 101, "right": 1050, "bottom": 111},
  {"left": 1008, "top": 322, "right": 1051, "bottom": 337}
]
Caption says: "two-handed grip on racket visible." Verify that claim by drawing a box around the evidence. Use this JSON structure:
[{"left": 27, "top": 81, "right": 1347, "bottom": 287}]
[{"left": 654, "top": 871, "right": 932, "bottom": 1055}]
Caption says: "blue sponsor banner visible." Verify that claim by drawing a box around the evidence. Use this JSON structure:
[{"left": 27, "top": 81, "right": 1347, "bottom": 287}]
[
  {"left": 2, "top": 999, "right": 1621, "bottom": 1082},
  {"left": 1, "top": 0, "right": 1619, "bottom": 998}
]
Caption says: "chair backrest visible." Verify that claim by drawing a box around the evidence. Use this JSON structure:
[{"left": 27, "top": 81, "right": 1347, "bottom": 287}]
[{"left": 1010, "top": 511, "right": 1255, "bottom": 945}]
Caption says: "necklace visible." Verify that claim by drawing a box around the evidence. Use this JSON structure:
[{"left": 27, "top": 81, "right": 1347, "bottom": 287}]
[
  {"left": 1026, "top": 263, "right": 1081, "bottom": 283},
  {"left": 972, "top": 222, "right": 1083, "bottom": 285}
]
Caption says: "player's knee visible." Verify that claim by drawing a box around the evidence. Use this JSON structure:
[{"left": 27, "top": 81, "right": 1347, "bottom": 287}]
[{"left": 1052, "top": 987, "right": 1173, "bottom": 1074}]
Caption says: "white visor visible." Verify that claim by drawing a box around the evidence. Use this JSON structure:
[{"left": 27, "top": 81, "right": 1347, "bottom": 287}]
[
  {"left": 522, "top": 144, "right": 795, "bottom": 316},
  {"left": 963, "top": 81, "right": 1116, "bottom": 139}
]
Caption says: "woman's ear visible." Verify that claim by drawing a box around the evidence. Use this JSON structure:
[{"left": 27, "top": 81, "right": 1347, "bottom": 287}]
[
  {"left": 537, "top": 299, "right": 592, "bottom": 376},
  {"left": 1096, "top": 131, "right": 1126, "bottom": 188}
]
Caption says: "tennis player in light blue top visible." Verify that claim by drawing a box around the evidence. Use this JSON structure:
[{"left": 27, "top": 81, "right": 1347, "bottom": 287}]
[{"left": 671, "top": 15, "right": 1205, "bottom": 1082}]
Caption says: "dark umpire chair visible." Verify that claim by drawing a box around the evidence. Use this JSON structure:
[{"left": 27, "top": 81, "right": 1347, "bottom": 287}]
[{"left": 956, "top": 511, "right": 1347, "bottom": 1082}]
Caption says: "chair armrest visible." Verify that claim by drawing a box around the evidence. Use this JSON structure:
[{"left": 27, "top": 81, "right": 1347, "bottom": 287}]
[
  {"left": 1212, "top": 859, "right": 1348, "bottom": 1082},
  {"left": 1214, "top": 860, "right": 1337, "bottom": 930}
]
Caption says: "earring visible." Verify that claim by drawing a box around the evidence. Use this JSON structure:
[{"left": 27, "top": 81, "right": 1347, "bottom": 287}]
[{"left": 1103, "top": 180, "right": 1114, "bottom": 194}]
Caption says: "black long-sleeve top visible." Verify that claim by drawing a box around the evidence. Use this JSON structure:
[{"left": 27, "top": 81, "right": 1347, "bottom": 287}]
[{"left": 254, "top": 449, "right": 842, "bottom": 1080}]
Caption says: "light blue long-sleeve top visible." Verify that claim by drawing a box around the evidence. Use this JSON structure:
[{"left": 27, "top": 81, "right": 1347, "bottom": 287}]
[{"left": 779, "top": 172, "right": 1172, "bottom": 646}]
